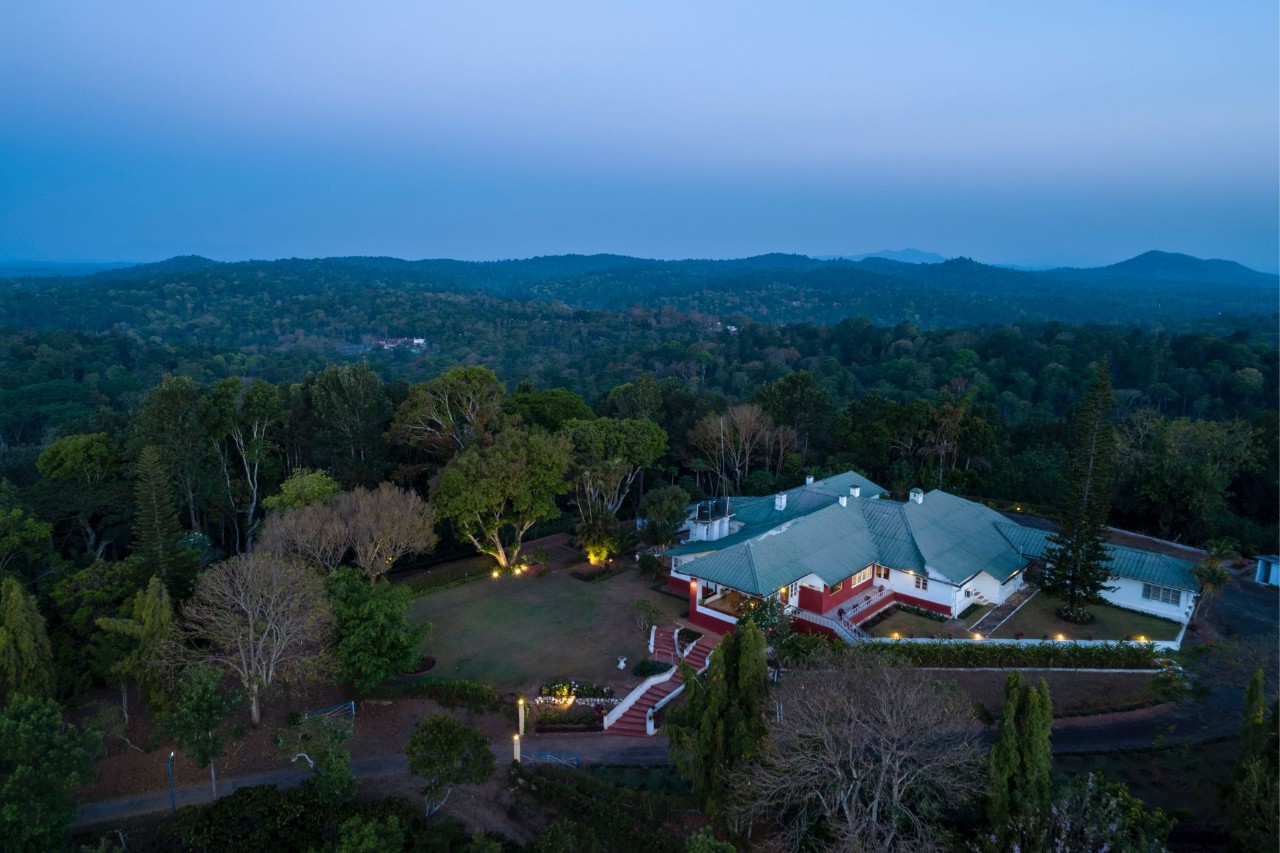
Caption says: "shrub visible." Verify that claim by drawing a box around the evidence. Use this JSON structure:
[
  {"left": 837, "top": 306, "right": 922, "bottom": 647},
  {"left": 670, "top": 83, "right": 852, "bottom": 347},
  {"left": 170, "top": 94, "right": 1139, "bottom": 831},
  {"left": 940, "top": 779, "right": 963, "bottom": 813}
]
[
  {"left": 676, "top": 628, "right": 703, "bottom": 645},
  {"left": 369, "top": 677, "right": 503, "bottom": 712},
  {"left": 398, "top": 561, "right": 493, "bottom": 598},
  {"left": 632, "top": 660, "right": 673, "bottom": 678},
  {"left": 869, "top": 640, "right": 1161, "bottom": 669}
]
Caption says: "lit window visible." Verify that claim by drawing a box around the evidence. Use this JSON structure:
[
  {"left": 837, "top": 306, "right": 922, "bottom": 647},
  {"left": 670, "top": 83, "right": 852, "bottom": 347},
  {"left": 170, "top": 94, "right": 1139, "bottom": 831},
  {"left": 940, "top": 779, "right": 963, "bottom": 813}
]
[
  {"left": 852, "top": 567, "right": 872, "bottom": 586},
  {"left": 831, "top": 581, "right": 843, "bottom": 593},
  {"left": 914, "top": 575, "right": 929, "bottom": 591},
  {"left": 875, "top": 565, "right": 891, "bottom": 581},
  {"left": 1141, "top": 583, "right": 1180, "bottom": 606}
]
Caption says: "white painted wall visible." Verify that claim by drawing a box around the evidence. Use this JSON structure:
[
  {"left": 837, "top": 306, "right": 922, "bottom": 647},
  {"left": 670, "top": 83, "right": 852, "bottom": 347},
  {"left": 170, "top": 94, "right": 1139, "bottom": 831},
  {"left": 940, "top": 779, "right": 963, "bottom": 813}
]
[
  {"left": 1101, "top": 577, "right": 1195, "bottom": 625},
  {"left": 1256, "top": 557, "right": 1280, "bottom": 587},
  {"left": 884, "top": 567, "right": 957, "bottom": 615}
]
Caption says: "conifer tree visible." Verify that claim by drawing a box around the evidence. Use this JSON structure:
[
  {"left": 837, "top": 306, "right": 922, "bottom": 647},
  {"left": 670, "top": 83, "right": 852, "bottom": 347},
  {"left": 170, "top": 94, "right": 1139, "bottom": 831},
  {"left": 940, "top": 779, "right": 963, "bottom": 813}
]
[
  {"left": 667, "top": 619, "right": 768, "bottom": 825},
  {"left": 97, "top": 575, "right": 178, "bottom": 717},
  {"left": 1042, "top": 361, "right": 1118, "bottom": 622},
  {"left": 0, "top": 576, "right": 56, "bottom": 704},
  {"left": 985, "top": 673, "right": 1053, "bottom": 851},
  {"left": 132, "top": 446, "right": 183, "bottom": 577}
]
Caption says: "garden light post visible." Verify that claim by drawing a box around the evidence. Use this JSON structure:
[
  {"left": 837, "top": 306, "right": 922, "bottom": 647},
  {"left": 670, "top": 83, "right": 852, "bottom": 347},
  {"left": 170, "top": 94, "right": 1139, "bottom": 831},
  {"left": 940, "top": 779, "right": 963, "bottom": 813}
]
[
  {"left": 517, "top": 697, "right": 525, "bottom": 736},
  {"left": 167, "top": 751, "right": 176, "bottom": 813},
  {"left": 513, "top": 734, "right": 521, "bottom": 763}
]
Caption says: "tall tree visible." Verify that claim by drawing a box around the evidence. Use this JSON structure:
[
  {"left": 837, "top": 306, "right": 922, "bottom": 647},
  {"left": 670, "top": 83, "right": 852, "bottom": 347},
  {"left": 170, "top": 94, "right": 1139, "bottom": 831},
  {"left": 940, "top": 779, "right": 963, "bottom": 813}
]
[
  {"left": 404, "top": 714, "right": 494, "bottom": 816},
  {"left": 35, "top": 432, "right": 127, "bottom": 557},
  {"left": 637, "top": 484, "right": 691, "bottom": 550},
  {"left": 308, "top": 363, "right": 393, "bottom": 485},
  {"left": 1229, "top": 669, "right": 1279, "bottom": 852},
  {"left": 0, "top": 504, "right": 51, "bottom": 582},
  {"left": 327, "top": 566, "right": 429, "bottom": 694},
  {"left": 96, "top": 575, "right": 178, "bottom": 719},
  {"left": 667, "top": 619, "right": 768, "bottom": 825},
  {"left": 182, "top": 553, "right": 331, "bottom": 724},
  {"left": 133, "top": 375, "right": 216, "bottom": 532},
  {"left": 564, "top": 417, "right": 667, "bottom": 521},
  {"left": 205, "top": 378, "right": 283, "bottom": 553},
  {"left": 1041, "top": 362, "right": 1118, "bottom": 622},
  {"left": 389, "top": 366, "right": 505, "bottom": 458},
  {"left": 336, "top": 483, "right": 438, "bottom": 582},
  {"left": 0, "top": 695, "right": 100, "bottom": 851},
  {"left": 688, "top": 405, "right": 773, "bottom": 494},
  {"left": 132, "top": 445, "right": 189, "bottom": 583},
  {"left": 985, "top": 673, "right": 1054, "bottom": 851},
  {"left": 164, "top": 666, "right": 244, "bottom": 799},
  {"left": 255, "top": 500, "right": 350, "bottom": 572},
  {"left": 433, "top": 428, "right": 572, "bottom": 569},
  {"left": 0, "top": 577, "right": 56, "bottom": 704}
]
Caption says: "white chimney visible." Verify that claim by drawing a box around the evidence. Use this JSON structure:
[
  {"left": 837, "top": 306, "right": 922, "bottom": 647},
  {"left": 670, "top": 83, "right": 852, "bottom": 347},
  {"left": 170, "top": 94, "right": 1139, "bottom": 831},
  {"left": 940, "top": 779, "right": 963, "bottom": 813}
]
[
  {"left": 838, "top": 495, "right": 848, "bottom": 507},
  {"left": 805, "top": 474, "right": 814, "bottom": 485},
  {"left": 774, "top": 492, "right": 788, "bottom": 511},
  {"left": 909, "top": 488, "right": 924, "bottom": 505},
  {"left": 850, "top": 485, "right": 861, "bottom": 498}
]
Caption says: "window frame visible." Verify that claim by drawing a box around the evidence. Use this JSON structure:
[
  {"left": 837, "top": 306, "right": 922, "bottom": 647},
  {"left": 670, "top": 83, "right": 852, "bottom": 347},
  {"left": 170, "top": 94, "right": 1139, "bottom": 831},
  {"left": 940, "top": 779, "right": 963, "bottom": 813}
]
[
  {"left": 1141, "top": 583, "right": 1180, "bottom": 606},
  {"left": 914, "top": 575, "right": 929, "bottom": 591}
]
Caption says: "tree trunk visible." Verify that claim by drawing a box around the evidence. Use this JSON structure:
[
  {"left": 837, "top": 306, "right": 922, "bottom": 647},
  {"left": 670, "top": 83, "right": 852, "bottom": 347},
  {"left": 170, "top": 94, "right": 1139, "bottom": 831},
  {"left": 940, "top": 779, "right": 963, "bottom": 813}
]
[
  {"left": 120, "top": 680, "right": 129, "bottom": 724},
  {"left": 210, "top": 759, "right": 218, "bottom": 799},
  {"left": 250, "top": 684, "right": 261, "bottom": 725}
]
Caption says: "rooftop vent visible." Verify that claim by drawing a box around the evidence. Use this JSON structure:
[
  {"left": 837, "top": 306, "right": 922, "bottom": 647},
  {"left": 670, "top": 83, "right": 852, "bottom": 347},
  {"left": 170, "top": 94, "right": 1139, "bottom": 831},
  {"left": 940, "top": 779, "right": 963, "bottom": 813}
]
[
  {"left": 805, "top": 474, "right": 814, "bottom": 485},
  {"left": 850, "top": 485, "right": 861, "bottom": 498},
  {"left": 774, "top": 492, "right": 788, "bottom": 511},
  {"left": 838, "top": 495, "right": 848, "bottom": 507},
  {"left": 909, "top": 488, "right": 924, "bottom": 505}
]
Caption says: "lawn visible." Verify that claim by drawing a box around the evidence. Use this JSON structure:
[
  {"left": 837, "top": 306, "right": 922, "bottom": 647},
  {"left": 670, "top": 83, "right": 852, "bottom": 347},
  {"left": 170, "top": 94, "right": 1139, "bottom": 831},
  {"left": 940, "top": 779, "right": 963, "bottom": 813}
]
[
  {"left": 407, "top": 567, "right": 691, "bottom": 692},
  {"left": 866, "top": 610, "right": 954, "bottom": 639},
  {"left": 989, "top": 592, "right": 1182, "bottom": 641}
]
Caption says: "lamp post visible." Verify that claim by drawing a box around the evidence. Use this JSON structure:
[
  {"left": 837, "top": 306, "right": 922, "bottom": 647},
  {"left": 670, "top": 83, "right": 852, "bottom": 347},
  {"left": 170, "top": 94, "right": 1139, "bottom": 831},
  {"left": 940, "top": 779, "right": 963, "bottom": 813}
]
[
  {"left": 517, "top": 696, "right": 525, "bottom": 736},
  {"left": 167, "top": 751, "right": 177, "bottom": 813},
  {"left": 513, "top": 734, "right": 521, "bottom": 763}
]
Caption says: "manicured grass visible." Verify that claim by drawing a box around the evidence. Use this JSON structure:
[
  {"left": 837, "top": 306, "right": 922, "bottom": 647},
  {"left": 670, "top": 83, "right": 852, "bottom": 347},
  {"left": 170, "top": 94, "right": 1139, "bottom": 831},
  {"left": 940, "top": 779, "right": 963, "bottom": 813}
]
[
  {"left": 1054, "top": 739, "right": 1237, "bottom": 822},
  {"left": 407, "top": 566, "right": 689, "bottom": 692},
  {"left": 989, "top": 592, "right": 1181, "bottom": 641},
  {"left": 867, "top": 610, "right": 952, "bottom": 639},
  {"left": 958, "top": 603, "right": 992, "bottom": 629}
]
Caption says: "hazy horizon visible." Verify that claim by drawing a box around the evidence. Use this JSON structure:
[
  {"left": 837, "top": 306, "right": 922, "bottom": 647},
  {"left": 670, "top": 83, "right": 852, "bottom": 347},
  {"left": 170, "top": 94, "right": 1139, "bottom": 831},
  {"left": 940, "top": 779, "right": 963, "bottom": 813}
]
[{"left": 2, "top": 2, "right": 1276, "bottom": 271}]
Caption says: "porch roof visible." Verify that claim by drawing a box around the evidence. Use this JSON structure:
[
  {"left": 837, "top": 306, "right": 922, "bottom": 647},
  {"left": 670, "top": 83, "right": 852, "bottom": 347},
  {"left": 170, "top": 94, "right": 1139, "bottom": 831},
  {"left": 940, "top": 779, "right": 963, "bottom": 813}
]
[{"left": 995, "top": 524, "right": 1199, "bottom": 592}]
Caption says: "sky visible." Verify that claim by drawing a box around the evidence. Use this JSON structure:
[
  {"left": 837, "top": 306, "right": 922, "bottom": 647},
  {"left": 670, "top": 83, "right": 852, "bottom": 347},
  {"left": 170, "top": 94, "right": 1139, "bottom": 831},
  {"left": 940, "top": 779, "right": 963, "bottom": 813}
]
[{"left": 1, "top": 2, "right": 1277, "bottom": 270}]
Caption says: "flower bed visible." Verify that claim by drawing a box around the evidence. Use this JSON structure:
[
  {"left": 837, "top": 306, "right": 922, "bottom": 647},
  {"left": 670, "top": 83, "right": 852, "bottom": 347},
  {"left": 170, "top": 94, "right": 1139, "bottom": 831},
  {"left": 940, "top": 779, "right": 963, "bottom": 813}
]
[
  {"left": 540, "top": 678, "right": 614, "bottom": 699},
  {"left": 534, "top": 702, "right": 605, "bottom": 732}
]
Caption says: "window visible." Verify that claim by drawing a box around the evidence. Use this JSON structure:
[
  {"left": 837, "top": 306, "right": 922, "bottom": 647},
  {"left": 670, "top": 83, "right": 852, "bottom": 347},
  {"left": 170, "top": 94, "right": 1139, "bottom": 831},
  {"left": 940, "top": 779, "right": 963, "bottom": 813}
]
[
  {"left": 914, "top": 575, "right": 929, "bottom": 591},
  {"left": 875, "top": 565, "right": 891, "bottom": 581},
  {"left": 852, "top": 567, "right": 873, "bottom": 586},
  {"left": 1142, "top": 583, "right": 1180, "bottom": 606},
  {"left": 830, "top": 581, "right": 843, "bottom": 593}
]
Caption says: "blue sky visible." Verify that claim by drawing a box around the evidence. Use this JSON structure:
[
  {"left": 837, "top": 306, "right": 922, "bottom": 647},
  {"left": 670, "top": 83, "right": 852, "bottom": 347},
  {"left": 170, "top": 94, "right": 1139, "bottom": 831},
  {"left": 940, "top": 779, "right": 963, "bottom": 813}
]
[{"left": 1, "top": 2, "right": 1276, "bottom": 269}]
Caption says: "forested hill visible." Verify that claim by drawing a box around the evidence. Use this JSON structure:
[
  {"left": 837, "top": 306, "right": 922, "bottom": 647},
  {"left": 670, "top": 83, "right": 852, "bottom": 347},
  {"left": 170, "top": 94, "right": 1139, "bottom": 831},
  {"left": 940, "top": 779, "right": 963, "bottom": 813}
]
[{"left": 1, "top": 251, "right": 1274, "bottom": 337}]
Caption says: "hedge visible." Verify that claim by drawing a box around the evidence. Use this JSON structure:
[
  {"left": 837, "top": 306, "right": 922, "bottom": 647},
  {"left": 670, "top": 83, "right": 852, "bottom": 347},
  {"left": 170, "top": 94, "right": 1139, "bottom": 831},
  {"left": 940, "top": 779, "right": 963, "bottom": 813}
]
[
  {"left": 781, "top": 635, "right": 1163, "bottom": 670},
  {"left": 369, "top": 677, "right": 504, "bottom": 712},
  {"left": 397, "top": 560, "right": 493, "bottom": 598}
]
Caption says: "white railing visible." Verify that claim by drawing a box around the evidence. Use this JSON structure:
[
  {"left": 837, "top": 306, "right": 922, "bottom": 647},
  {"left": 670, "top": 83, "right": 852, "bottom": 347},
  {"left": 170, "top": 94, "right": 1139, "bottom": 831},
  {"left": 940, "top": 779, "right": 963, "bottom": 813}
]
[
  {"left": 791, "top": 608, "right": 867, "bottom": 642},
  {"left": 647, "top": 624, "right": 656, "bottom": 654},
  {"left": 603, "top": 661, "right": 679, "bottom": 730},
  {"left": 647, "top": 647, "right": 716, "bottom": 734}
]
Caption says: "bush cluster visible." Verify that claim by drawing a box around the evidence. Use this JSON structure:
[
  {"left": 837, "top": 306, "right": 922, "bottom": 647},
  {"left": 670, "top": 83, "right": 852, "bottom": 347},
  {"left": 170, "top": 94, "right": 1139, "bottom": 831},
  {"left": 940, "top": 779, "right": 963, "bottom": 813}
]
[
  {"left": 540, "top": 678, "right": 613, "bottom": 699},
  {"left": 398, "top": 562, "right": 493, "bottom": 598},
  {"left": 371, "top": 677, "right": 504, "bottom": 712},
  {"left": 631, "top": 659, "right": 673, "bottom": 678}
]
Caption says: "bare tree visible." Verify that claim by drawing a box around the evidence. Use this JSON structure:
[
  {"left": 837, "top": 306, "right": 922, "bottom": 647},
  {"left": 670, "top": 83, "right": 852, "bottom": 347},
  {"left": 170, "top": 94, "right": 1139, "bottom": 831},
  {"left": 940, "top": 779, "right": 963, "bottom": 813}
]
[
  {"left": 729, "top": 657, "right": 983, "bottom": 853},
  {"left": 688, "top": 404, "right": 774, "bottom": 494},
  {"left": 182, "top": 553, "right": 331, "bottom": 725},
  {"left": 337, "top": 483, "right": 438, "bottom": 582},
  {"left": 255, "top": 502, "right": 349, "bottom": 573}
]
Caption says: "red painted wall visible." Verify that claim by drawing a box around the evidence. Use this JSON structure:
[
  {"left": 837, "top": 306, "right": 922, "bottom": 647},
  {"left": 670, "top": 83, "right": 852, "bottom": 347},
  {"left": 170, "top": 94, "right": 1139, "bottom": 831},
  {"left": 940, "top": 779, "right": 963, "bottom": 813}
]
[
  {"left": 690, "top": 608, "right": 737, "bottom": 633},
  {"left": 795, "top": 575, "right": 875, "bottom": 614},
  {"left": 667, "top": 574, "right": 690, "bottom": 595},
  {"left": 791, "top": 617, "right": 838, "bottom": 639}
]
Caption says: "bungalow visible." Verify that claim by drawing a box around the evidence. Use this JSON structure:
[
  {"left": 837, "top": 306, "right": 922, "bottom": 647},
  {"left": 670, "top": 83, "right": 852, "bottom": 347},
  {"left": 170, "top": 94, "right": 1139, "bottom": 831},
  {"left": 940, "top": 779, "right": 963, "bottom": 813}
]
[{"left": 665, "top": 471, "right": 1198, "bottom": 637}]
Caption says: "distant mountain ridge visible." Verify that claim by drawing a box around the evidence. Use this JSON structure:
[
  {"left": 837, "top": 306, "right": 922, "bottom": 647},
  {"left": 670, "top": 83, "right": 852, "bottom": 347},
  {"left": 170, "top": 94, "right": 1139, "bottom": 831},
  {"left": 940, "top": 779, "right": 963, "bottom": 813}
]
[
  {"left": 820, "top": 248, "right": 949, "bottom": 264},
  {"left": 0, "top": 249, "right": 1273, "bottom": 337}
]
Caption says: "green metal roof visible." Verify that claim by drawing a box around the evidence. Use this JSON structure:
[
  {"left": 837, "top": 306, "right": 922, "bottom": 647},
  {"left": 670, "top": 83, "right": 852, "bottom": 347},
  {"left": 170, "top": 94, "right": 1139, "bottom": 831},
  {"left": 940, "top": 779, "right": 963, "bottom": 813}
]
[
  {"left": 994, "top": 523, "right": 1199, "bottom": 592},
  {"left": 666, "top": 470, "right": 885, "bottom": 557},
  {"left": 673, "top": 483, "right": 1029, "bottom": 594}
]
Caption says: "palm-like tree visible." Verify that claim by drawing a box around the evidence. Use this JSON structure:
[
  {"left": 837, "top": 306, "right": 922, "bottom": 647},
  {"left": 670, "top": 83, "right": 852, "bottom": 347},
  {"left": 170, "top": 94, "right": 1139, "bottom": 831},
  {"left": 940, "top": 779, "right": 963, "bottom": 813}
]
[{"left": 1191, "top": 562, "right": 1231, "bottom": 620}]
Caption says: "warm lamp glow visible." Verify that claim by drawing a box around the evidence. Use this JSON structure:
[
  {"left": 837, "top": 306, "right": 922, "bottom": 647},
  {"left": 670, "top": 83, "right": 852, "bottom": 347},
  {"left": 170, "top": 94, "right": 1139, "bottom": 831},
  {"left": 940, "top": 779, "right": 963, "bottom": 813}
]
[
  {"left": 972, "top": 633, "right": 983, "bottom": 641},
  {"left": 891, "top": 632, "right": 900, "bottom": 639},
  {"left": 491, "top": 569, "right": 500, "bottom": 579},
  {"left": 1056, "top": 633, "right": 1065, "bottom": 641},
  {"left": 1136, "top": 635, "right": 1146, "bottom": 642}
]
